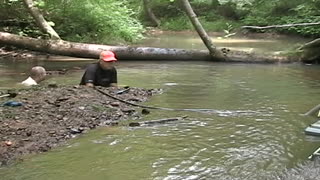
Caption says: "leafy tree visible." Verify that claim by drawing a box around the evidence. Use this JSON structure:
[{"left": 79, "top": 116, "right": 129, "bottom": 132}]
[
  {"left": 0, "top": 0, "right": 145, "bottom": 43},
  {"left": 43, "top": 0, "right": 144, "bottom": 43}
]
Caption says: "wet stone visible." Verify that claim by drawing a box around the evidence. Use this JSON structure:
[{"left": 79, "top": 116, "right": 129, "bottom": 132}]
[{"left": 141, "top": 109, "right": 150, "bottom": 115}]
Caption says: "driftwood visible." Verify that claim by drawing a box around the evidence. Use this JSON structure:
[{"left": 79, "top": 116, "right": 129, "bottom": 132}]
[
  {"left": 0, "top": 94, "right": 12, "bottom": 98},
  {"left": 0, "top": 31, "right": 297, "bottom": 62},
  {"left": 305, "top": 104, "right": 320, "bottom": 116},
  {"left": 242, "top": 22, "right": 320, "bottom": 30},
  {"left": 300, "top": 38, "right": 320, "bottom": 49},
  {"left": 129, "top": 116, "right": 187, "bottom": 127},
  {"left": 0, "top": 92, "right": 18, "bottom": 99}
]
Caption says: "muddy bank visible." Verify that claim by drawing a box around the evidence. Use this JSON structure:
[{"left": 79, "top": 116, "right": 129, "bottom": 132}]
[{"left": 0, "top": 85, "right": 160, "bottom": 166}]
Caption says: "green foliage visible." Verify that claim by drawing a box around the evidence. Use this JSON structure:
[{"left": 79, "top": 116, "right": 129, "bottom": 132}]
[
  {"left": 0, "top": 0, "right": 27, "bottom": 20},
  {"left": 44, "top": 0, "right": 144, "bottom": 44},
  {"left": 276, "top": 16, "right": 320, "bottom": 37},
  {"left": 200, "top": 18, "right": 240, "bottom": 32},
  {"left": 241, "top": 0, "right": 320, "bottom": 37},
  {"left": 0, "top": 0, "right": 145, "bottom": 43},
  {"left": 215, "top": 2, "right": 240, "bottom": 20},
  {"left": 0, "top": 1, "right": 43, "bottom": 37},
  {"left": 160, "top": 16, "right": 193, "bottom": 30},
  {"left": 2, "top": 0, "right": 320, "bottom": 40},
  {"left": 152, "top": 0, "right": 184, "bottom": 18},
  {"left": 159, "top": 14, "right": 239, "bottom": 33},
  {"left": 34, "top": 0, "right": 45, "bottom": 8}
]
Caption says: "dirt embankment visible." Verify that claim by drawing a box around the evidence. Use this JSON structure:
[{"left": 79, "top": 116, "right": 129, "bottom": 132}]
[{"left": 0, "top": 85, "right": 160, "bottom": 166}]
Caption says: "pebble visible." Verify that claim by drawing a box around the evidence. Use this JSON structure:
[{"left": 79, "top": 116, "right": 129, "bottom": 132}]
[
  {"left": 57, "top": 115, "right": 63, "bottom": 120},
  {"left": 110, "top": 102, "right": 120, "bottom": 106},
  {"left": 4, "top": 141, "right": 13, "bottom": 146},
  {"left": 78, "top": 106, "right": 85, "bottom": 110},
  {"left": 49, "top": 130, "right": 56, "bottom": 134}
]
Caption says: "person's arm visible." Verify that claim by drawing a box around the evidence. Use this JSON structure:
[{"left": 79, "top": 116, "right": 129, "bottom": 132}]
[
  {"left": 110, "top": 68, "right": 118, "bottom": 88},
  {"left": 80, "top": 64, "right": 96, "bottom": 87}
]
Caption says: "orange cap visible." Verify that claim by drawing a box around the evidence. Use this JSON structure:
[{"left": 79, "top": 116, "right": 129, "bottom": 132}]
[{"left": 100, "top": 51, "right": 117, "bottom": 62}]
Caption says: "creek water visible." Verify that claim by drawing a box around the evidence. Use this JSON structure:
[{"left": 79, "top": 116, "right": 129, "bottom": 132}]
[{"left": 0, "top": 33, "right": 320, "bottom": 180}]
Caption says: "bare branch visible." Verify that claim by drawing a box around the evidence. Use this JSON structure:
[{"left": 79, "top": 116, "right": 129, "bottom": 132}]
[
  {"left": 242, "top": 22, "right": 320, "bottom": 30},
  {"left": 300, "top": 38, "right": 320, "bottom": 49}
]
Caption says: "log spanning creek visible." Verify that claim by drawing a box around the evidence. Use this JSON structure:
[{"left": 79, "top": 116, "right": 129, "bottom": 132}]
[{"left": 0, "top": 33, "right": 320, "bottom": 179}]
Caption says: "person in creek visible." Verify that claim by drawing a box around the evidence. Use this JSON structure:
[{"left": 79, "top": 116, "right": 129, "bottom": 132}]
[
  {"left": 21, "top": 66, "right": 47, "bottom": 86},
  {"left": 80, "top": 50, "right": 118, "bottom": 87}
]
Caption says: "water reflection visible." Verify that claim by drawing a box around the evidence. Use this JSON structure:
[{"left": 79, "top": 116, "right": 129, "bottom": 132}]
[{"left": 138, "top": 32, "right": 310, "bottom": 53}]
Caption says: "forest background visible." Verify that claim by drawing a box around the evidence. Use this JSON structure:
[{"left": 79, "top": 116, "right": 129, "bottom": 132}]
[{"left": 1, "top": 0, "right": 320, "bottom": 44}]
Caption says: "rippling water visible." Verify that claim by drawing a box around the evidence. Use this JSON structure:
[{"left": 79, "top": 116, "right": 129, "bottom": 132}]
[{"left": 0, "top": 61, "right": 319, "bottom": 180}]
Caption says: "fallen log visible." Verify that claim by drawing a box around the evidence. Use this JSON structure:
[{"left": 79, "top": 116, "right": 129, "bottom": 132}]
[
  {"left": 299, "top": 38, "right": 320, "bottom": 49},
  {"left": 0, "top": 32, "right": 213, "bottom": 61},
  {"left": 129, "top": 116, "right": 187, "bottom": 127},
  {"left": 242, "top": 22, "right": 320, "bottom": 30},
  {"left": 304, "top": 104, "right": 320, "bottom": 116},
  {"left": 0, "top": 31, "right": 298, "bottom": 63}
]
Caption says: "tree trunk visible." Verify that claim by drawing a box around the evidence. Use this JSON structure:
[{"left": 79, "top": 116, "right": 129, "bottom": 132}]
[
  {"left": 0, "top": 31, "right": 296, "bottom": 63},
  {"left": 23, "top": 0, "right": 60, "bottom": 40},
  {"left": 180, "top": 0, "right": 225, "bottom": 60},
  {"left": 143, "top": 0, "right": 160, "bottom": 27}
]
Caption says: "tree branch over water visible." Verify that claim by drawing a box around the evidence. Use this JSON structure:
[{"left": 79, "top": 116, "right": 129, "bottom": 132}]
[{"left": 242, "top": 22, "right": 320, "bottom": 30}]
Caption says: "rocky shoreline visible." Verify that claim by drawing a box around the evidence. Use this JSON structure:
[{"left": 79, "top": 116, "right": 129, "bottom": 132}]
[{"left": 0, "top": 85, "right": 160, "bottom": 166}]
